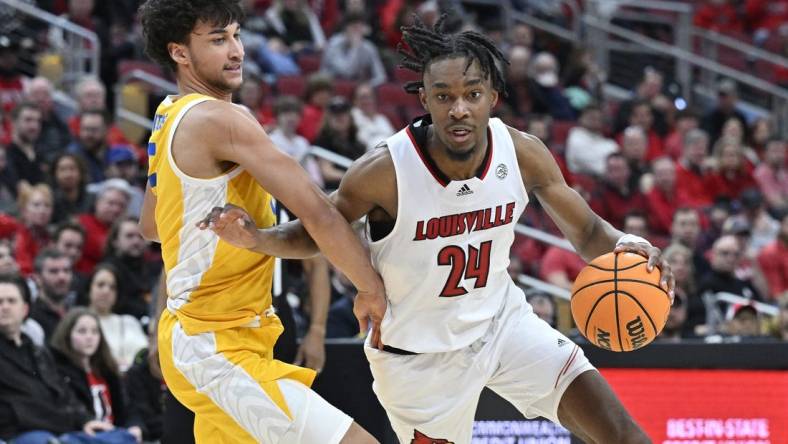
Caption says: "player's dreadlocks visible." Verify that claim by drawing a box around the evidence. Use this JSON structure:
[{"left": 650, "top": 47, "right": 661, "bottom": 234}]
[{"left": 398, "top": 14, "right": 509, "bottom": 95}]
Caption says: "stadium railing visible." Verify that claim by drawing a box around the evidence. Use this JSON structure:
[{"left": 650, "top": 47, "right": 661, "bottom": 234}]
[{"left": 0, "top": 0, "right": 99, "bottom": 90}]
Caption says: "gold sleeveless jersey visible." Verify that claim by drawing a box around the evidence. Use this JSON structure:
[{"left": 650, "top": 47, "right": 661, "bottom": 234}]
[{"left": 147, "top": 93, "right": 276, "bottom": 334}]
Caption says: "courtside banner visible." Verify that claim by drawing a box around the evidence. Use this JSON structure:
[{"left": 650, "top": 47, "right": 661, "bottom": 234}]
[
  {"left": 473, "top": 369, "right": 788, "bottom": 443},
  {"left": 601, "top": 369, "right": 788, "bottom": 444}
]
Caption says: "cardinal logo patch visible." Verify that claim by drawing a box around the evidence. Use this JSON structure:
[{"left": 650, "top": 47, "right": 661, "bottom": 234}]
[{"left": 411, "top": 430, "right": 454, "bottom": 444}]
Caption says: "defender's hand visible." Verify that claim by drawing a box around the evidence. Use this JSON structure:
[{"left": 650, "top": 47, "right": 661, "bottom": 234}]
[
  {"left": 196, "top": 204, "right": 259, "bottom": 249},
  {"left": 614, "top": 242, "right": 675, "bottom": 303},
  {"left": 295, "top": 327, "right": 326, "bottom": 373},
  {"left": 353, "top": 284, "right": 387, "bottom": 350}
]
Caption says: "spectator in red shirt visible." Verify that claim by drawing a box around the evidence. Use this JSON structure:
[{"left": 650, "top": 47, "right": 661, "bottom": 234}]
[
  {"left": 646, "top": 157, "right": 692, "bottom": 237},
  {"left": 539, "top": 245, "right": 585, "bottom": 291},
  {"left": 720, "top": 117, "right": 758, "bottom": 165},
  {"left": 590, "top": 152, "right": 647, "bottom": 230},
  {"left": 13, "top": 184, "right": 53, "bottom": 276},
  {"left": 664, "top": 108, "right": 700, "bottom": 160},
  {"left": 694, "top": 0, "right": 745, "bottom": 34},
  {"left": 675, "top": 129, "right": 713, "bottom": 208},
  {"left": 296, "top": 73, "right": 334, "bottom": 143},
  {"left": 704, "top": 136, "right": 758, "bottom": 202},
  {"left": 753, "top": 138, "right": 787, "bottom": 214},
  {"left": 75, "top": 181, "right": 130, "bottom": 275}
]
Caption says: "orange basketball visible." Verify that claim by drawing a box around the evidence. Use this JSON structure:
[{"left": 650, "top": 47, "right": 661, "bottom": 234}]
[{"left": 570, "top": 252, "right": 670, "bottom": 352}]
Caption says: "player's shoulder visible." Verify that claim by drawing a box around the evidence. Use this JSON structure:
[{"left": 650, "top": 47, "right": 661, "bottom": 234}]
[
  {"left": 177, "top": 99, "right": 259, "bottom": 141},
  {"left": 348, "top": 141, "right": 395, "bottom": 178},
  {"left": 180, "top": 99, "right": 244, "bottom": 125},
  {"left": 504, "top": 125, "right": 549, "bottom": 155}
]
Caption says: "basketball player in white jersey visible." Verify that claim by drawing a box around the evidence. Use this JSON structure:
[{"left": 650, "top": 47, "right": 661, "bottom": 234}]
[
  {"left": 138, "top": 1, "right": 385, "bottom": 442},
  {"left": 200, "top": 15, "right": 675, "bottom": 444}
]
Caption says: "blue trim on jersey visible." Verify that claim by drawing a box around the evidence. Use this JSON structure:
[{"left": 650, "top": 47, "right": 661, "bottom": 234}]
[
  {"left": 148, "top": 172, "right": 157, "bottom": 187},
  {"left": 148, "top": 142, "right": 156, "bottom": 156}
]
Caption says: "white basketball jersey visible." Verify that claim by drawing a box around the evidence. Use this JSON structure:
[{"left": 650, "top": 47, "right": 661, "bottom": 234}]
[{"left": 369, "top": 117, "right": 529, "bottom": 353}]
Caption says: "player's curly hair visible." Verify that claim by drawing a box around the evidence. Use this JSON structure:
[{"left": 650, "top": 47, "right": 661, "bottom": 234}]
[
  {"left": 139, "top": 0, "right": 245, "bottom": 72},
  {"left": 398, "top": 14, "right": 509, "bottom": 95}
]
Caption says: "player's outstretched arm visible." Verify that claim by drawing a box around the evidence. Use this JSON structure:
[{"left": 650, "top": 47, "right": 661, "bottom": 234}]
[
  {"left": 197, "top": 146, "right": 394, "bottom": 258},
  {"left": 183, "top": 101, "right": 387, "bottom": 341},
  {"left": 197, "top": 203, "right": 318, "bottom": 259},
  {"left": 511, "top": 128, "right": 675, "bottom": 297}
]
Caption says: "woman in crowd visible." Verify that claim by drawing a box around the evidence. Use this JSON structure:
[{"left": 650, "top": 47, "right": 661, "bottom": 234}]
[
  {"left": 84, "top": 263, "right": 148, "bottom": 372},
  {"left": 50, "top": 308, "right": 143, "bottom": 443},
  {"left": 705, "top": 136, "right": 757, "bottom": 201}
]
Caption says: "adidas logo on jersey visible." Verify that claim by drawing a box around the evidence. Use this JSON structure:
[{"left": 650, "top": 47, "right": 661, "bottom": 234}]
[
  {"left": 557, "top": 338, "right": 568, "bottom": 347},
  {"left": 456, "top": 184, "right": 473, "bottom": 196}
]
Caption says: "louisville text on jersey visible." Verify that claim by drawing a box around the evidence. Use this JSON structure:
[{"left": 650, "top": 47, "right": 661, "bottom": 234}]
[{"left": 413, "top": 202, "right": 517, "bottom": 241}]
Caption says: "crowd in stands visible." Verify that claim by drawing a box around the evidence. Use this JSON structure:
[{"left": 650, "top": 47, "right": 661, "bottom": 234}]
[{"left": 0, "top": 0, "right": 786, "bottom": 442}]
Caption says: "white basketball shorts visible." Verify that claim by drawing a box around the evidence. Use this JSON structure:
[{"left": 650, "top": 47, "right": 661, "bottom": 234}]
[{"left": 364, "top": 291, "right": 595, "bottom": 444}]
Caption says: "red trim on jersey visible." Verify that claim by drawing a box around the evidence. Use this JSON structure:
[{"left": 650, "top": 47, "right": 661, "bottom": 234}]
[
  {"left": 407, "top": 126, "right": 448, "bottom": 187},
  {"left": 554, "top": 345, "right": 579, "bottom": 389},
  {"left": 406, "top": 126, "right": 495, "bottom": 187}
]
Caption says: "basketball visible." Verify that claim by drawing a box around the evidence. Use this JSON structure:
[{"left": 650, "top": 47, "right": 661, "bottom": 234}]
[{"left": 570, "top": 252, "right": 670, "bottom": 352}]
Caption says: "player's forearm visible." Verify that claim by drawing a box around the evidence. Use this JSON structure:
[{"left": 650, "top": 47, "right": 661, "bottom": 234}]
[
  {"left": 575, "top": 216, "right": 625, "bottom": 263},
  {"left": 250, "top": 221, "right": 319, "bottom": 259},
  {"left": 301, "top": 206, "right": 382, "bottom": 294},
  {"left": 304, "top": 256, "right": 330, "bottom": 334}
]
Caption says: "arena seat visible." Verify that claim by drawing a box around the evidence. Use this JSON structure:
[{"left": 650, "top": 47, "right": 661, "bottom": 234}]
[
  {"left": 276, "top": 75, "right": 306, "bottom": 97},
  {"left": 377, "top": 82, "right": 420, "bottom": 107},
  {"left": 296, "top": 53, "right": 322, "bottom": 74}
]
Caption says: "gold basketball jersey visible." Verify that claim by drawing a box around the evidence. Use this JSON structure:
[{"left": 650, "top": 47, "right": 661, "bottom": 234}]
[{"left": 147, "top": 93, "right": 276, "bottom": 335}]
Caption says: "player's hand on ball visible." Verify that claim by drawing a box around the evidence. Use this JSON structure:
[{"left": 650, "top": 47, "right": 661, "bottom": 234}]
[
  {"left": 353, "top": 281, "right": 387, "bottom": 350},
  {"left": 196, "top": 204, "right": 259, "bottom": 249},
  {"left": 614, "top": 242, "right": 675, "bottom": 303}
]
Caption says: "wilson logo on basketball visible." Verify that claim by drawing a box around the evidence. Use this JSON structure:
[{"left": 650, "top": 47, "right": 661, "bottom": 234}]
[
  {"left": 626, "top": 316, "right": 648, "bottom": 349},
  {"left": 596, "top": 328, "right": 612, "bottom": 350},
  {"left": 412, "top": 430, "right": 454, "bottom": 444}
]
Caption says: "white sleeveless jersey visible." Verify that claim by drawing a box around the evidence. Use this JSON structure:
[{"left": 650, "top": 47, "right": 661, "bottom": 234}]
[{"left": 369, "top": 117, "right": 529, "bottom": 353}]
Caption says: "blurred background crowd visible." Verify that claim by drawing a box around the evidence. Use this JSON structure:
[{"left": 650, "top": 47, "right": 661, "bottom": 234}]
[{"left": 0, "top": 0, "right": 786, "bottom": 442}]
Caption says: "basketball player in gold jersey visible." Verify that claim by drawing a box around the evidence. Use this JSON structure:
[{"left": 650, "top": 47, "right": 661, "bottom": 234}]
[{"left": 138, "top": 1, "right": 385, "bottom": 442}]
